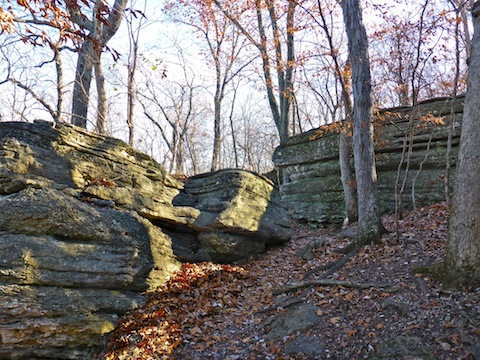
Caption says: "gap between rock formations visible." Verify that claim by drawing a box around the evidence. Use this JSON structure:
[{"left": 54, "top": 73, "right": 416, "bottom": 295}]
[{"left": 100, "top": 202, "right": 480, "bottom": 360}]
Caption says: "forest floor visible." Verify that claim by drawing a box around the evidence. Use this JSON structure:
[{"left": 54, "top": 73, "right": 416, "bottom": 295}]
[{"left": 101, "top": 203, "right": 480, "bottom": 360}]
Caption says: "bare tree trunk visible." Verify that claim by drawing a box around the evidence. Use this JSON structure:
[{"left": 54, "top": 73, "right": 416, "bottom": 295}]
[
  {"left": 94, "top": 58, "right": 107, "bottom": 134},
  {"left": 127, "top": 62, "right": 135, "bottom": 146},
  {"left": 170, "top": 130, "right": 178, "bottom": 174},
  {"left": 341, "top": 0, "right": 382, "bottom": 244},
  {"left": 315, "top": 0, "right": 358, "bottom": 222},
  {"left": 395, "top": 111, "right": 415, "bottom": 220},
  {"left": 395, "top": 1, "right": 429, "bottom": 226},
  {"left": 70, "top": 0, "right": 128, "bottom": 129},
  {"left": 267, "top": 0, "right": 296, "bottom": 142},
  {"left": 71, "top": 40, "right": 94, "bottom": 128},
  {"left": 394, "top": 32, "right": 410, "bottom": 107},
  {"left": 178, "top": 16, "right": 243, "bottom": 172},
  {"left": 339, "top": 131, "right": 357, "bottom": 223},
  {"left": 53, "top": 42, "right": 64, "bottom": 124},
  {"left": 176, "top": 127, "right": 187, "bottom": 174},
  {"left": 126, "top": 0, "right": 146, "bottom": 147},
  {"left": 445, "top": 0, "right": 463, "bottom": 207},
  {"left": 212, "top": 0, "right": 296, "bottom": 145},
  {"left": 459, "top": 0, "right": 473, "bottom": 59},
  {"left": 229, "top": 81, "right": 239, "bottom": 168},
  {"left": 211, "top": 68, "right": 223, "bottom": 172},
  {"left": 185, "top": 131, "right": 198, "bottom": 175},
  {"left": 254, "top": 1, "right": 283, "bottom": 142},
  {"left": 443, "top": 1, "right": 480, "bottom": 289}
]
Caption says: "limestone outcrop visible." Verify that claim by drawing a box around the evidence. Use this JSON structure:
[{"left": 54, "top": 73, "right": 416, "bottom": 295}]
[
  {"left": 273, "top": 96, "right": 463, "bottom": 226},
  {"left": 171, "top": 169, "right": 292, "bottom": 262},
  {"left": 0, "top": 121, "right": 291, "bottom": 359}
]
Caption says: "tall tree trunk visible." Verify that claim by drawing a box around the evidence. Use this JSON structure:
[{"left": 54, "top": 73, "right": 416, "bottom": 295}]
[
  {"left": 254, "top": 0, "right": 283, "bottom": 142},
  {"left": 339, "top": 131, "right": 357, "bottom": 223},
  {"left": 212, "top": 0, "right": 295, "bottom": 146},
  {"left": 94, "top": 58, "right": 107, "bottom": 134},
  {"left": 229, "top": 82, "right": 239, "bottom": 168},
  {"left": 446, "top": 0, "right": 464, "bottom": 207},
  {"left": 283, "top": 0, "right": 296, "bottom": 140},
  {"left": 70, "top": 0, "right": 128, "bottom": 129},
  {"left": 53, "top": 42, "right": 64, "bottom": 124},
  {"left": 170, "top": 130, "right": 178, "bottom": 174},
  {"left": 341, "top": 0, "right": 382, "bottom": 244},
  {"left": 443, "top": 1, "right": 480, "bottom": 288},
  {"left": 71, "top": 40, "right": 94, "bottom": 128},
  {"left": 211, "top": 65, "right": 223, "bottom": 172},
  {"left": 267, "top": 0, "right": 295, "bottom": 143},
  {"left": 127, "top": 62, "right": 135, "bottom": 146},
  {"left": 459, "top": 0, "right": 472, "bottom": 59},
  {"left": 126, "top": 0, "right": 144, "bottom": 148},
  {"left": 315, "top": 1, "right": 358, "bottom": 224}
]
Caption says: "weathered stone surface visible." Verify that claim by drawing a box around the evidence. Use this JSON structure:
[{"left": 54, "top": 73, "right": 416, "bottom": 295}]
[
  {"left": 0, "top": 121, "right": 291, "bottom": 358},
  {"left": 284, "top": 334, "right": 324, "bottom": 357},
  {"left": 296, "top": 237, "right": 327, "bottom": 260},
  {"left": 198, "top": 232, "right": 265, "bottom": 263},
  {"left": 0, "top": 121, "right": 186, "bottom": 215},
  {"left": 184, "top": 170, "right": 291, "bottom": 240},
  {"left": 0, "top": 285, "right": 142, "bottom": 359},
  {"left": 0, "top": 188, "right": 179, "bottom": 290},
  {"left": 472, "top": 343, "right": 480, "bottom": 359},
  {"left": 374, "top": 336, "right": 435, "bottom": 359},
  {"left": 168, "top": 169, "right": 292, "bottom": 262},
  {"left": 0, "top": 186, "right": 180, "bottom": 358},
  {"left": 273, "top": 96, "right": 463, "bottom": 225},
  {"left": 265, "top": 304, "right": 319, "bottom": 341}
]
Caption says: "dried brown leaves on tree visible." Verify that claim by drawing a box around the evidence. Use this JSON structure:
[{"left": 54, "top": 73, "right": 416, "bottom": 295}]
[{"left": 1, "top": 0, "right": 98, "bottom": 45}]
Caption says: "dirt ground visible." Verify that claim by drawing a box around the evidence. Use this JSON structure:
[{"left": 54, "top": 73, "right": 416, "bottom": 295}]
[{"left": 101, "top": 203, "right": 480, "bottom": 359}]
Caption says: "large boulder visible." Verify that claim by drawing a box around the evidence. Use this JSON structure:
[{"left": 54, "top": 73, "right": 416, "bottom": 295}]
[
  {"left": 0, "top": 187, "right": 178, "bottom": 290},
  {"left": 0, "top": 121, "right": 182, "bottom": 358},
  {"left": 169, "top": 169, "right": 292, "bottom": 262},
  {"left": 0, "top": 187, "right": 180, "bottom": 359},
  {"left": 0, "top": 121, "right": 291, "bottom": 358},
  {"left": 0, "top": 120, "right": 188, "bottom": 218}
]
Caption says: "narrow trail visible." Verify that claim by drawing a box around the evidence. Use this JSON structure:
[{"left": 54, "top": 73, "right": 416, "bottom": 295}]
[{"left": 101, "top": 203, "right": 480, "bottom": 359}]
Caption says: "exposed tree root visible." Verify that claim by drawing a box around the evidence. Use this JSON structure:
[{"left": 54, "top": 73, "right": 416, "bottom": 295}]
[
  {"left": 303, "top": 245, "right": 360, "bottom": 280},
  {"left": 257, "top": 296, "right": 304, "bottom": 313},
  {"left": 333, "top": 240, "right": 359, "bottom": 254},
  {"left": 304, "top": 225, "right": 390, "bottom": 279},
  {"left": 296, "top": 237, "right": 326, "bottom": 260},
  {"left": 273, "top": 279, "right": 399, "bottom": 296}
]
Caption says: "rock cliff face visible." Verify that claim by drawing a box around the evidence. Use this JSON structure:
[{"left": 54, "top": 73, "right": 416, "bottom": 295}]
[
  {"left": 273, "top": 96, "right": 463, "bottom": 226},
  {"left": 0, "top": 121, "right": 291, "bottom": 359}
]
